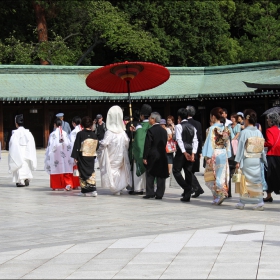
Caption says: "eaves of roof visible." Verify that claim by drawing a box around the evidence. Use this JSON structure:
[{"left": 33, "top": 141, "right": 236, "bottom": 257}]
[{"left": 0, "top": 60, "right": 279, "bottom": 101}]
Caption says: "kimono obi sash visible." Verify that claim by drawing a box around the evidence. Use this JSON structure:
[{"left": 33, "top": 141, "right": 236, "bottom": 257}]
[
  {"left": 80, "top": 139, "right": 98, "bottom": 157},
  {"left": 215, "top": 145, "right": 226, "bottom": 149},
  {"left": 213, "top": 126, "right": 230, "bottom": 149},
  {"left": 244, "top": 136, "right": 264, "bottom": 158}
]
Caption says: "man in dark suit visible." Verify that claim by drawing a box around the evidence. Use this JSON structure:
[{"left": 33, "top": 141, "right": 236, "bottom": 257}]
[
  {"left": 173, "top": 108, "right": 198, "bottom": 202},
  {"left": 186, "top": 106, "right": 205, "bottom": 198},
  {"left": 143, "top": 112, "right": 169, "bottom": 199}
]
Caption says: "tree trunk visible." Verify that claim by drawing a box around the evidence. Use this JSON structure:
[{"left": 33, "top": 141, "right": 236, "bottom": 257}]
[{"left": 33, "top": 1, "right": 49, "bottom": 65}]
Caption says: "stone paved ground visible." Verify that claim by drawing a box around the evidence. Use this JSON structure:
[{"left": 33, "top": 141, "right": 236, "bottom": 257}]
[{"left": 0, "top": 150, "right": 280, "bottom": 279}]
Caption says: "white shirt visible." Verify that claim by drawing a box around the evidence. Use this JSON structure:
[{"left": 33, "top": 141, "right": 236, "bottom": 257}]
[
  {"left": 225, "top": 119, "right": 232, "bottom": 127},
  {"left": 175, "top": 120, "right": 198, "bottom": 154},
  {"left": 136, "top": 119, "right": 149, "bottom": 130},
  {"left": 166, "top": 128, "right": 172, "bottom": 135},
  {"left": 70, "top": 125, "right": 82, "bottom": 144}
]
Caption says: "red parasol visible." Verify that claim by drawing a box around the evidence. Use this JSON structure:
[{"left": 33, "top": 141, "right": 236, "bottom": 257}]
[{"left": 86, "top": 61, "right": 170, "bottom": 122}]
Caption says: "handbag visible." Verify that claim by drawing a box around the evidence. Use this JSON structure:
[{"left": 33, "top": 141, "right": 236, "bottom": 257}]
[
  {"left": 235, "top": 174, "right": 247, "bottom": 195},
  {"left": 232, "top": 169, "right": 241, "bottom": 183},
  {"left": 204, "top": 166, "right": 215, "bottom": 182},
  {"left": 166, "top": 140, "right": 177, "bottom": 153}
]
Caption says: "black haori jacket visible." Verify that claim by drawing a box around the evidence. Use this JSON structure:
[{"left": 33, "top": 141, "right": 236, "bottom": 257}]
[{"left": 143, "top": 124, "right": 169, "bottom": 178}]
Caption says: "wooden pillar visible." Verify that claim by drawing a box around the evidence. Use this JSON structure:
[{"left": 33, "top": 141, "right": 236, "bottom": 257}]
[
  {"left": 43, "top": 103, "right": 49, "bottom": 148},
  {"left": 0, "top": 102, "right": 3, "bottom": 149},
  {"left": 164, "top": 100, "right": 171, "bottom": 117},
  {"left": 201, "top": 107, "right": 207, "bottom": 140},
  {"left": 231, "top": 99, "right": 235, "bottom": 114},
  {"left": 264, "top": 96, "right": 269, "bottom": 110},
  {"left": 87, "top": 102, "right": 92, "bottom": 119}
]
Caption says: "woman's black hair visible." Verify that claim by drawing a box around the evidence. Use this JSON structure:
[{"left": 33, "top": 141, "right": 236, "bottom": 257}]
[
  {"left": 243, "top": 109, "right": 257, "bottom": 125},
  {"left": 210, "top": 107, "right": 226, "bottom": 125},
  {"left": 54, "top": 118, "right": 62, "bottom": 127},
  {"left": 72, "top": 116, "right": 81, "bottom": 125},
  {"left": 81, "top": 116, "right": 93, "bottom": 128}
]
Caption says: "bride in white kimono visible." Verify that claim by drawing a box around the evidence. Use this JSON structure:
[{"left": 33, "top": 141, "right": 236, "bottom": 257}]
[
  {"left": 97, "top": 105, "right": 132, "bottom": 195},
  {"left": 8, "top": 114, "right": 37, "bottom": 187}
]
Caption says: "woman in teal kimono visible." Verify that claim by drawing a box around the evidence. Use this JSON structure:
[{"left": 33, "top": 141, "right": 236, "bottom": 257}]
[
  {"left": 235, "top": 109, "right": 267, "bottom": 211},
  {"left": 202, "top": 107, "right": 231, "bottom": 205}
]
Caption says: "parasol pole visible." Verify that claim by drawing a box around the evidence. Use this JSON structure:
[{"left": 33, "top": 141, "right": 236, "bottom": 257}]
[
  {"left": 126, "top": 77, "right": 135, "bottom": 190},
  {"left": 126, "top": 80, "right": 133, "bottom": 125}
]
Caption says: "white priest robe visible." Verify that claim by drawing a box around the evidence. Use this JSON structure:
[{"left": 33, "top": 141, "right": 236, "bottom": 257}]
[
  {"left": 45, "top": 128, "right": 74, "bottom": 175},
  {"left": 70, "top": 125, "right": 82, "bottom": 144},
  {"left": 45, "top": 128, "right": 74, "bottom": 189},
  {"left": 8, "top": 127, "right": 37, "bottom": 184},
  {"left": 70, "top": 125, "right": 82, "bottom": 188}
]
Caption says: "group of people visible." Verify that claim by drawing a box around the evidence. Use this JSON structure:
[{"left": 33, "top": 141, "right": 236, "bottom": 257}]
[
  {"left": 5, "top": 104, "right": 280, "bottom": 211},
  {"left": 203, "top": 107, "right": 280, "bottom": 211}
]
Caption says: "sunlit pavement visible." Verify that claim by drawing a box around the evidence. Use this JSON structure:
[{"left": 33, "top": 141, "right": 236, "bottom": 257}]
[{"left": 0, "top": 150, "right": 280, "bottom": 279}]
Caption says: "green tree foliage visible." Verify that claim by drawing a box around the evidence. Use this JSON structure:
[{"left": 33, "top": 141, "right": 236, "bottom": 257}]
[
  {"left": 0, "top": 0, "right": 279, "bottom": 66},
  {"left": 113, "top": 0, "right": 241, "bottom": 66},
  {"left": 238, "top": 0, "right": 280, "bottom": 62}
]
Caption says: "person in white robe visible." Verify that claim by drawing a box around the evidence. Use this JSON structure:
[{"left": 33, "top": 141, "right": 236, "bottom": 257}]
[
  {"left": 70, "top": 116, "right": 82, "bottom": 143},
  {"left": 8, "top": 114, "right": 37, "bottom": 187},
  {"left": 97, "top": 105, "right": 132, "bottom": 195},
  {"left": 70, "top": 116, "right": 82, "bottom": 189},
  {"left": 45, "top": 118, "right": 74, "bottom": 190}
]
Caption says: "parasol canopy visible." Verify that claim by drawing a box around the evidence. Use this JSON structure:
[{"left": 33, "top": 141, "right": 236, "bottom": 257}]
[
  {"left": 86, "top": 61, "right": 170, "bottom": 94},
  {"left": 262, "top": 107, "right": 280, "bottom": 116}
]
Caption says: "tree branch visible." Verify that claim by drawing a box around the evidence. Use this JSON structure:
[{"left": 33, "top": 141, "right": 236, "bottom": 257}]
[
  {"left": 76, "top": 36, "right": 105, "bottom": 65},
  {"left": 63, "top": 33, "right": 82, "bottom": 41},
  {"left": 46, "top": 58, "right": 54, "bottom": 65}
]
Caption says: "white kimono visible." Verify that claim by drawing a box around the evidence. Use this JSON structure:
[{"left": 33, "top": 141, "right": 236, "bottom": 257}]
[
  {"left": 98, "top": 130, "right": 132, "bottom": 193},
  {"left": 97, "top": 105, "right": 132, "bottom": 194},
  {"left": 70, "top": 125, "right": 82, "bottom": 145},
  {"left": 45, "top": 128, "right": 74, "bottom": 175},
  {"left": 8, "top": 127, "right": 37, "bottom": 184}
]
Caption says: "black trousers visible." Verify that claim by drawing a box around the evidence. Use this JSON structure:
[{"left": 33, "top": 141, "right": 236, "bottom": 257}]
[
  {"left": 173, "top": 152, "right": 193, "bottom": 197},
  {"left": 146, "top": 171, "right": 166, "bottom": 198},
  {"left": 191, "top": 172, "right": 204, "bottom": 193}
]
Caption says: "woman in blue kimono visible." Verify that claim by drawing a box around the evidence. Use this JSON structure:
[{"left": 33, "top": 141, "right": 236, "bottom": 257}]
[
  {"left": 202, "top": 107, "right": 231, "bottom": 205},
  {"left": 235, "top": 109, "right": 267, "bottom": 211}
]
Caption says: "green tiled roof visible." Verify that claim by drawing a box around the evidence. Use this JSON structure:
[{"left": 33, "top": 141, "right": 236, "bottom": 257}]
[{"left": 0, "top": 61, "right": 280, "bottom": 101}]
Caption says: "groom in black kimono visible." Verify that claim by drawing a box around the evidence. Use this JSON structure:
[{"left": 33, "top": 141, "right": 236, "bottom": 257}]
[{"left": 143, "top": 112, "right": 169, "bottom": 199}]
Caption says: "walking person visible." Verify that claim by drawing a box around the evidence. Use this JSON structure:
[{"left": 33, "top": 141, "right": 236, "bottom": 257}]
[
  {"left": 186, "top": 105, "right": 204, "bottom": 198},
  {"left": 202, "top": 107, "right": 231, "bottom": 205},
  {"left": 70, "top": 116, "right": 82, "bottom": 189},
  {"left": 173, "top": 108, "right": 198, "bottom": 202},
  {"left": 143, "top": 112, "right": 169, "bottom": 199},
  {"left": 129, "top": 104, "right": 152, "bottom": 195},
  {"left": 71, "top": 116, "right": 99, "bottom": 197},
  {"left": 45, "top": 118, "right": 74, "bottom": 191},
  {"left": 235, "top": 109, "right": 267, "bottom": 210},
  {"left": 263, "top": 112, "right": 280, "bottom": 202},
  {"left": 161, "top": 119, "right": 175, "bottom": 175},
  {"left": 222, "top": 108, "right": 232, "bottom": 127},
  {"left": 97, "top": 106, "right": 132, "bottom": 195},
  {"left": 55, "top": 113, "right": 71, "bottom": 135},
  {"left": 93, "top": 114, "right": 107, "bottom": 141},
  {"left": 8, "top": 114, "right": 37, "bottom": 187},
  {"left": 167, "top": 115, "right": 176, "bottom": 139},
  {"left": 237, "top": 112, "right": 245, "bottom": 130}
]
